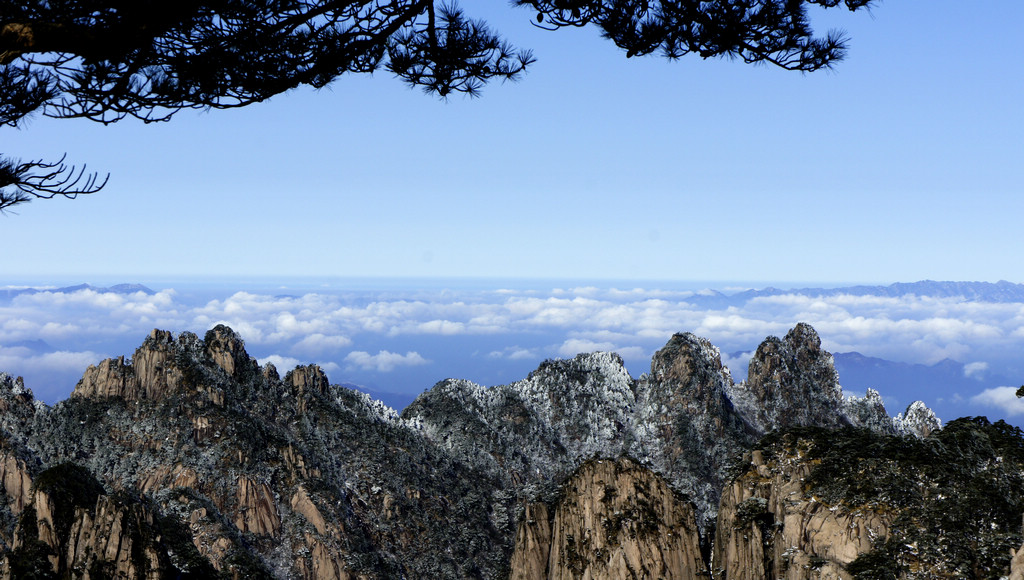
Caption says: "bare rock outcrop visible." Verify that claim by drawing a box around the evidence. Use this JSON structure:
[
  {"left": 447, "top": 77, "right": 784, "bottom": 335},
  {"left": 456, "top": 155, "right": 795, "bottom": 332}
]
[
  {"left": 234, "top": 476, "right": 281, "bottom": 536},
  {"left": 742, "top": 323, "right": 848, "bottom": 432},
  {"left": 72, "top": 326, "right": 261, "bottom": 402},
  {"left": 1, "top": 463, "right": 210, "bottom": 580},
  {"left": 714, "top": 417, "right": 1024, "bottom": 579},
  {"left": 509, "top": 502, "right": 551, "bottom": 579},
  {"left": 73, "top": 329, "right": 203, "bottom": 400},
  {"left": 291, "top": 485, "right": 329, "bottom": 536},
  {"left": 713, "top": 447, "right": 890, "bottom": 579},
  {"left": 204, "top": 324, "right": 255, "bottom": 378},
  {"left": 289, "top": 486, "right": 364, "bottom": 580},
  {"left": 137, "top": 464, "right": 200, "bottom": 495},
  {"left": 509, "top": 457, "right": 707, "bottom": 579},
  {"left": 287, "top": 364, "right": 331, "bottom": 414},
  {"left": 63, "top": 494, "right": 165, "bottom": 580},
  {"left": 296, "top": 533, "right": 353, "bottom": 580},
  {"left": 1010, "top": 539, "right": 1024, "bottom": 580},
  {"left": 0, "top": 452, "right": 32, "bottom": 516}
]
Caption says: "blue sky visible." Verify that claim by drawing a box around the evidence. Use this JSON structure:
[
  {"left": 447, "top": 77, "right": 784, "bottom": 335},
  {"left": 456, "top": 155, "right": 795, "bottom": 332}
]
[
  {"left": 3, "top": 3, "right": 1024, "bottom": 426},
  {"left": 3, "top": 1, "right": 1022, "bottom": 283}
]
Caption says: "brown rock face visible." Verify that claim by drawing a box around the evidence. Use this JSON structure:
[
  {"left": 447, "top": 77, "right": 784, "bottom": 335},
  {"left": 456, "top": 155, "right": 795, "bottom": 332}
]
[
  {"left": 137, "top": 464, "right": 200, "bottom": 495},
  {"left": 73, "top": 329, "right": 194, "bottom": 400},
  {"left": 0, "top": 452, "right": 32, "bottom": 515},
  {"left": 64, "top": 495, "right": 165, "bottom": 580},
  {"left": 291, "top": 485, "right": 329, "bottom": 536},
  {"left": 509, "top": 457, "right": 707, "bottom": 580},
  {"left": 73, "top": 355, "right": 136, "bottom": 399},
  {"left": 234, "top": 476, "right": 282, "bottom": 536},
  {"left": 300, "top": 533, "right": 353, "bottom": 580},
  {"left": 4, "top": 473, "right": 174, "bottom": 580},
  {"left": 204, "top": 324, "right": 255, "bottom": 378},
  {"left": 509, "top": 503, "right": 551, "bottom": 579},
  {"left": 287, "top": 364, "right": 331, "bottom": 413},
  {"left": 287, "top": 364, "right": 330, "bottom": 395},
  {"left": 713, "top": 447, "right": 890, "bottom": 579},
  {"left": 72, "top": 327, "right": 259, "bottom": 402},
  {"left": 1011, "top": 540, "right": 1024, "bottom": 580}
]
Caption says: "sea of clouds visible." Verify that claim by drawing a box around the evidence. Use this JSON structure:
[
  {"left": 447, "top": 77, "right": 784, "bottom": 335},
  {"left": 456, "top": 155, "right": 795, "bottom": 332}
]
[{"left": 2, "top": 281, "right": 1022, "bottom": 423}]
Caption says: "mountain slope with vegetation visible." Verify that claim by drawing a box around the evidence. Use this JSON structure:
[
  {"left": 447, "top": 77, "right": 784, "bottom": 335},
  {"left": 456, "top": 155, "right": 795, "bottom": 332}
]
[{"left": 0, "top": 323, "right": 1015, "bottom": 579}]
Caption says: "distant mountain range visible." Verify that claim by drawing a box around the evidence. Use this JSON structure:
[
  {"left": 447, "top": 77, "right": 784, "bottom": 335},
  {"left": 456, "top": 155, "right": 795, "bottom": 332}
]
[
  {"left": 4, "top": 280, "right": 1024, "bottom": 303},
  {"left": 0, "top": 283, "right": 154, "bottom": 300},
  {"left": 834, "top": 351, "right": 1015, "bottom": 394},
  {"left": 687, "top": 279, "right": 1024, "bottom": 308}
]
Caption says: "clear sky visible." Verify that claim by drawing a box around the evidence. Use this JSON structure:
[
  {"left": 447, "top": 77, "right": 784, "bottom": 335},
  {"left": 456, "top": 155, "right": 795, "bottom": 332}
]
[{"left": 2, "top": 1, "right": 1023, "bottom": 283}]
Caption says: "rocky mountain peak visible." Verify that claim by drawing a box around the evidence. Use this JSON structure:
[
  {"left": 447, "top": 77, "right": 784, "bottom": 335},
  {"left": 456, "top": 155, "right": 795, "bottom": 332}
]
[
  {"left": 517, "top": 352, "right": 635, "bottom": 432},
  {"left": 203, "top": 324, "right": 255, "bottom": 378},
  {"left": 0, "top": 373, "right": 42, "bottom": 439},
  {"left": 785, "top": 321, "right": 823, "bottom": 357},
  {"left": 407, "top": 323, "right": 929, "bottom": 540},
  {"left": 742, "top": 321, "right": 846, "bottom": 431},
  {"left": 647, "top": 332, "right": 733, "bottom": 402},
  {"left": 71, "top": 326, "right": 261, "bottom": 403},
  {"left": 285, "top": 364, "right": 331, "bottom": 394},
  {"left": 632, "top": 332, "right": 756, "bottom": 534},
  {"left": 72, "top": 328, "right": 198, "bottom": 400},
  {"left": 285, "top": 364, "right": 332, "bottom": 414},
  {"left": 894, "top": 399, "right": 942, "bottom": 437}
]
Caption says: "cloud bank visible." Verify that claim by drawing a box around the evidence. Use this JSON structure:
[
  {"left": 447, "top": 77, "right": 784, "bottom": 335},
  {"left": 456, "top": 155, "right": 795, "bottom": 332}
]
[
  {"left": 3, "top": 282, "right": 1024, "bottom": 419},
  {"left": 344, "top": 351, "right": 429, "bottom": 373},
  {"left": 971, "top": 387, "right": 1024, "bottom": 417}
]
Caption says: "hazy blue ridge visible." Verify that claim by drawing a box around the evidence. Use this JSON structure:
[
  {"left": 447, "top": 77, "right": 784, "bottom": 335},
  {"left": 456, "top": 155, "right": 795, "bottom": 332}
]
[{"left": 0, "top": 283, "right": 155, "bottom": 301}]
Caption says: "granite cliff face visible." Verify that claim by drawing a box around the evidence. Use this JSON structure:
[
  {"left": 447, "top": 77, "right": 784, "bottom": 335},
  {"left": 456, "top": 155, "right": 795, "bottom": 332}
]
[
  {"left": 713, "top": 420, "right": 1024, "bottom": 579},
  {"left": 509, "top": 457, "right": 706, "bottom": 580},
  {"left": 714, "top": 443, "right": 890, "bottom": 579},
  {"left": 2, "top": 463, "right": 211, "bottom": 580},
  {"left": 0, "top": 322, "right": 992, "bottom": 580}
]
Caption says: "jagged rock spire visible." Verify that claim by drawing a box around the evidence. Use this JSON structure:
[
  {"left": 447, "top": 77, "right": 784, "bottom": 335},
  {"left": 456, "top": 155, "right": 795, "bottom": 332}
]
[{"left": 742, "top": 322, "right": 847, "bottom": 431}]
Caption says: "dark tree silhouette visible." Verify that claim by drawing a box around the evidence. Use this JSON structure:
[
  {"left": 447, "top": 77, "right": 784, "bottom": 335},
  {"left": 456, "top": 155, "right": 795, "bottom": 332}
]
[{"left": 1, "top": 0, "right": 875, "bottom": 210}]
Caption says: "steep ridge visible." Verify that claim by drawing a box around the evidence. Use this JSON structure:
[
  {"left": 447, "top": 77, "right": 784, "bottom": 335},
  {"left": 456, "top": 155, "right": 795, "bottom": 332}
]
[
  {"left": 1, "top": 326, "right": 511, "bottom": 579},
  {"left": 0, "top": 323, "right": 951, "bottom": 578},
  {"left": 404, "top": 323, "right": 926, "bottom": 535},
  {"left": 630, "top": 332, "right": 758, "bottom": 534},
  {"left": 402, "top": 351, "right": 638, "bottom": 503}
]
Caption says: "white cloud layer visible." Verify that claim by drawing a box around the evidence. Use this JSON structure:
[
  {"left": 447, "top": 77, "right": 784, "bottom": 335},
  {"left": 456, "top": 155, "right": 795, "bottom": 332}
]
[
  {"left": 7, "top": 283, "right": 1024, "bottom": 415},
  {"left": 258, "top": 354, "right": 302, "bottom": 371},
  {"left": 971, "top": 387, "right": 1024, "bottom": 417},
  {"left": 963, "top": 361, "right": 989, "bottom": 379},
  {"left": 6, "top": 286, "right": 1024, "bottom": 370},
  {"left": 344, "top": 350, "right": 429, "bottom": 373},
  {"left": 0, "top": 349, "right": 103, "bottom": 376},
  {"left": 488, "top": 346, "right": 539, "bottom": 361}
]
